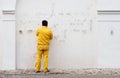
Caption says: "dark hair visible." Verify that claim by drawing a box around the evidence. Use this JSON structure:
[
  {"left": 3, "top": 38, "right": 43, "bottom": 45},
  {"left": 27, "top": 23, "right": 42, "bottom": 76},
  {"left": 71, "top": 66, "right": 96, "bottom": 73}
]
[{"left": 42, "top": 20, "right": 48, "bottom": 26}]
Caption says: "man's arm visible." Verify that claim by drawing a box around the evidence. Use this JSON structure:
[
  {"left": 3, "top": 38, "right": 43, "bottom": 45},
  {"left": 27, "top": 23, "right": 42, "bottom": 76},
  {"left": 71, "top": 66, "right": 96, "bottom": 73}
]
[
  {"left": 36, "top": 29, "right": 39, "bottom": 36},
  {"left": 50, "top": 31, "right": 53, "bottom": 40}
]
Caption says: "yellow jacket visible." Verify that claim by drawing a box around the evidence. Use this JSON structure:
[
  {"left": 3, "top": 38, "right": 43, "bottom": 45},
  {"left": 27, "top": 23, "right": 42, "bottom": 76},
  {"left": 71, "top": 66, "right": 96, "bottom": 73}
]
[{"left": 36, "top": 26, "right": 53, "bottom": 45}]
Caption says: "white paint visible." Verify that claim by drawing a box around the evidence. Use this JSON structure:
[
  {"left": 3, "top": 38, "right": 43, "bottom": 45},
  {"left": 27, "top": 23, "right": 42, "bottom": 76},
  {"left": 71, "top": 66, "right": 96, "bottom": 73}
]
[
  {"left": 97, "top": 14, "right": 120, "bottom": 68},
  {"left": 0, "top": 0, "right": 3, "bottom": 69},
  {"left": 1, "top": 12, "right": 16, "bottom": 70},
  {"left": 0, "top": 0, "right": 16, "bottom": 70},
  {"left": 97, "top": 0, "right": 120, "bottom": 10},
  {"left": 0, "top": 0, "right": 120, "bottom": 70},
  {"left": 16, "top": 0, "right": 98, "bottom": 69},
  {"left": 1, "top": 0, "right": 16, "bottom": 10}
]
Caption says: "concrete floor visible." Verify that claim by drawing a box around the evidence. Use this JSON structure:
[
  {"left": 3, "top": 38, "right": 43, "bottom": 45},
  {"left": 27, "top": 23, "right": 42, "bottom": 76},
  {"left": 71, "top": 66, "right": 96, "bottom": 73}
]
[
  {"left": 0, "top": 69, "right": 120, "bottom": 78},
  {"left": 0, "top": 74, "right": 120, "bottom": 78}
]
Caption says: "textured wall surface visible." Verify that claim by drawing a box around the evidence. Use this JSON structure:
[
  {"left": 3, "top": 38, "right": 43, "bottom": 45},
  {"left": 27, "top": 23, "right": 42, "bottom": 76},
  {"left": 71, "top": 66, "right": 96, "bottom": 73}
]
[
  {"left": 1, "top": 0, "right": 16, "bottom": 10},
  {"left": 97, "top": 14, "right": 120, "bottom": 68},
  {"left": 97, "top": 0, "right": 120, "bottom": 10},
  {"left": 0, "top": 0, "right": 16, "bottom": 70},
  {"left": 16, "top": 0, "right": 97, "bottom": 69},
  {"left": 0, "top": 0, "right": 3, "bottom": 69}
]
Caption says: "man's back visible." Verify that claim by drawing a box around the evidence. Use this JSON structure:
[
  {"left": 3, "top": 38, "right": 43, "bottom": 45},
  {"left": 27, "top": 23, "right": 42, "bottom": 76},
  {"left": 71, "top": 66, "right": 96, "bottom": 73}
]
[
  {"left": 35, "top": 20, "right": 53, "bottom": 73},
  {"left": 36, "top": 26, "right": 53, "bottom": 45}
]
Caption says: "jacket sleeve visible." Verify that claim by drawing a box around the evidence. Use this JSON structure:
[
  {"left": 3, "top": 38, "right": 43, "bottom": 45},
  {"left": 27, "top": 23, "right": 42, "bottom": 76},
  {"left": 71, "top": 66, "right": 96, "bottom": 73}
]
[
  {"left": 50, "top": 31, "right": 53, "bottom": 40},
  {"left": 36, "top": 29, "right": 39, "bottom": 36}
]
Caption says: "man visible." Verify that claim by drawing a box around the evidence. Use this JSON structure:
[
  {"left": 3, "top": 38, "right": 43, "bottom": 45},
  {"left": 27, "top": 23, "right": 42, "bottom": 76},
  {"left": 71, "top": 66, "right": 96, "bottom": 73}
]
[{"left": 35, "top": 20, "right": 53, "bottom": 73}]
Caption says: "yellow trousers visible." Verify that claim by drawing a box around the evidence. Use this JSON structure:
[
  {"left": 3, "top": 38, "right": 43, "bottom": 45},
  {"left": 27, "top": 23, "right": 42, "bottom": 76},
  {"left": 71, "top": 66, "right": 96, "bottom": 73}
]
[{"left": 35, "top": 48, "right": 49, "bottom": 72}]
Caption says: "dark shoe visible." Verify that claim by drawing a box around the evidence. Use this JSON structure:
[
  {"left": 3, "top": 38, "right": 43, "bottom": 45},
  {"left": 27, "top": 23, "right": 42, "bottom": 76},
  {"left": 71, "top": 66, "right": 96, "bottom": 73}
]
[
  {"left": 44, "top": 70, "right": 50, "bottom": 73},
  {"left": 35, "top": 71, "right": 40, "bottom": 73}
]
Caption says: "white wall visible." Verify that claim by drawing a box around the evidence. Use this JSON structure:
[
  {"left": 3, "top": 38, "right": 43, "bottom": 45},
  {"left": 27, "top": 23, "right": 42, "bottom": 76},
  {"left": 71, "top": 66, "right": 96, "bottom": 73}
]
[
  {"left": 97, "top": 13, "right": 120, "bottom": 68},
  {"left": 97, "top": 0, "right": 120, "bottom": 68},
  {"left": 97, "top": 0, "right": 120, "bottom": 10},
  {"left": 1, "top": 0, "right": 16, "bottom": 10},
  {"left": 16, "top": 0, "right": 98, "bottom": 69},
  {"left": 0, "top": 0, "right": 120, "bottom": 70},
  {"left": 0, "top": 0, "right": 3, "bottom": 69},
  {"left": 0, "top": 0, "right": 16, "bottom": 70},
  {"left": 2, "top": 13, "right": 16, "bottom": 70}
]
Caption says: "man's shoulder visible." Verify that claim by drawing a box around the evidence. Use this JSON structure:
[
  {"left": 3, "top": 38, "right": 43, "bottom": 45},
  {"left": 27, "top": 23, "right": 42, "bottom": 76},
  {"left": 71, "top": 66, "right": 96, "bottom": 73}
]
[
  {"left": 37, "top": 27, "right": 42, "bottom": 30},
  {"left": 47, "top": 28, "right": 52, "bottom": 32},
  {"left": 36, "top": 28, "right": 41, "bottom": 33}
]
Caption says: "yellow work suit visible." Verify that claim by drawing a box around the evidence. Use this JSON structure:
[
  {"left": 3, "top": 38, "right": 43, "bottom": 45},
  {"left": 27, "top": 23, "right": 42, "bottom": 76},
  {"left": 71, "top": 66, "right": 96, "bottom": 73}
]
[{"left": 35, "top": 26, "right": 53, "bottom": 72}]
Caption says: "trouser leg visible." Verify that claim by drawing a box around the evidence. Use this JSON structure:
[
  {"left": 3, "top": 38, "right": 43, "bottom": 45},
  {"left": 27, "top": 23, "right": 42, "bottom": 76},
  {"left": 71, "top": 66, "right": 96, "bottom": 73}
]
[
  {"left": 35, "top": 50, "right": 43, "bottom": 71},
  {"left": 43, "top": 50, "right": 49, "bottom": 72}
]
